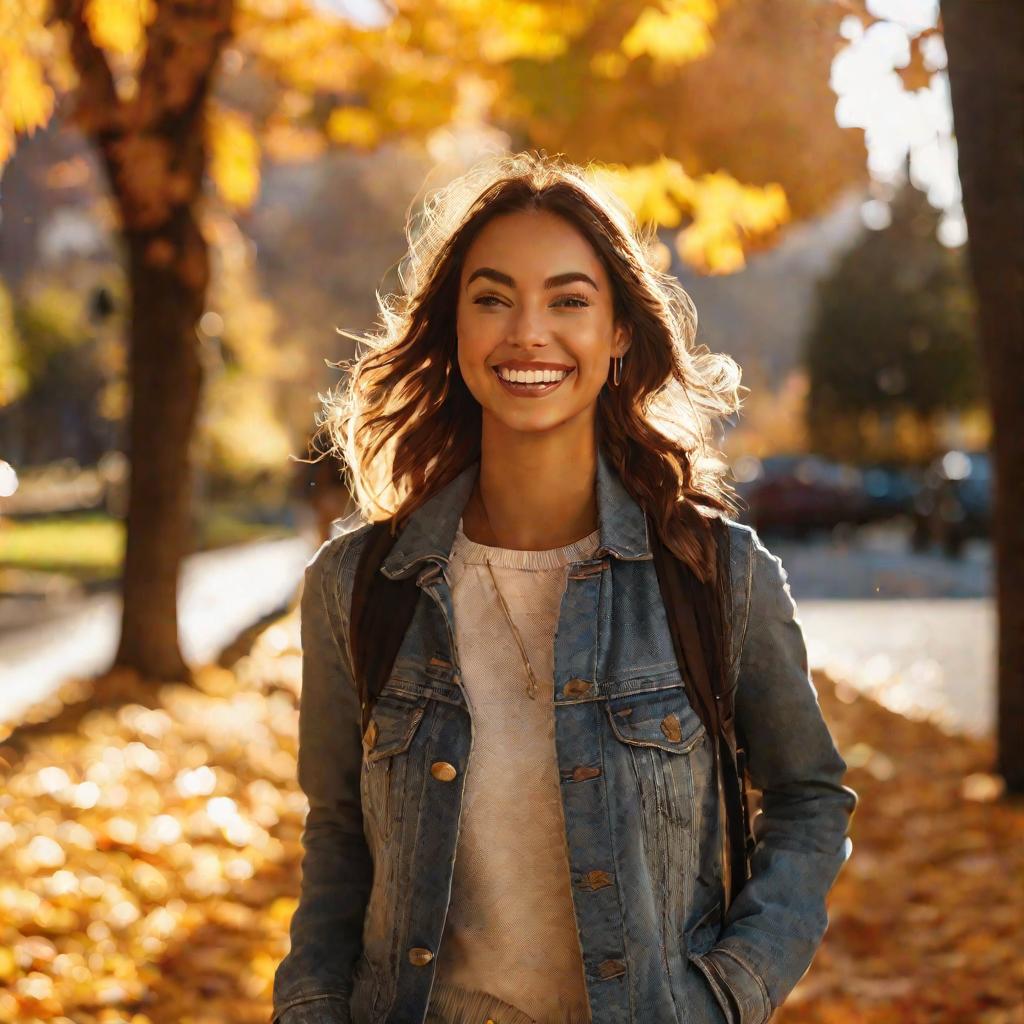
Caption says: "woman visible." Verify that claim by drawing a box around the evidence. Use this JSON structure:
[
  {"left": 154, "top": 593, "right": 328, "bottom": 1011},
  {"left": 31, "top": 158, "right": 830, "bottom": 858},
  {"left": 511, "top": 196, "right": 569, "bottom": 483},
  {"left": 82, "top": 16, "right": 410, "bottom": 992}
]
[{"left": 273, "top": 152, "right": 858, "bottom": 1024}]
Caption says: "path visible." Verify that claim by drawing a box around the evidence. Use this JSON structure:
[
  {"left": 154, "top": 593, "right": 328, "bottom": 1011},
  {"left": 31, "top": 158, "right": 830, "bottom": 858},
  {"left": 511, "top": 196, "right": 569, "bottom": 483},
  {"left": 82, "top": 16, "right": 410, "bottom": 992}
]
[
  {"left": 766, "top": 525, "right": 995, "bottom": 738},
  {"left": 0, "top": 536, "right": 316, "bottom": 726}
]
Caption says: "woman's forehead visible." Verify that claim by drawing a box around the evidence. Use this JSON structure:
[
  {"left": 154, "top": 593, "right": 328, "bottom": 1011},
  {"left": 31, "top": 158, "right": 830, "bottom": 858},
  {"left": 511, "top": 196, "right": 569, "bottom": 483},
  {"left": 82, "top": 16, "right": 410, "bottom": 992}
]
[{"left": 461, "top": 210, "right": 606, "bottom": 285}]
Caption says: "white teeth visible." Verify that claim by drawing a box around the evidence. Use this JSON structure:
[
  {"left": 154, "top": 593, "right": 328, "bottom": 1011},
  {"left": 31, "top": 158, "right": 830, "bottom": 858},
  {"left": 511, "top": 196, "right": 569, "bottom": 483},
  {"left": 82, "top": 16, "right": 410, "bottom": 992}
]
[{"left": 496, "top": 367, "right": 570, "bottom": 384}]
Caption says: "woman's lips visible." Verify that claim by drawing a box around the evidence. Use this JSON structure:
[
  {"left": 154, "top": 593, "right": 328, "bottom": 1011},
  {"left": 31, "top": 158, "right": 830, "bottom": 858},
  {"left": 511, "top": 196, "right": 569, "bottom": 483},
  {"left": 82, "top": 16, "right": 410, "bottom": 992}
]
[{"left": 491, "top": 366, "right": 575, "bottom": 398}]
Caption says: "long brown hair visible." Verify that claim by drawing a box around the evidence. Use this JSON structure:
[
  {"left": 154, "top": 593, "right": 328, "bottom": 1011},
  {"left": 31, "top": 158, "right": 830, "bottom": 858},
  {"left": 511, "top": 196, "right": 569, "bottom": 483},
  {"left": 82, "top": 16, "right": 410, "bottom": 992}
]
[{"left": 316, "top": 151, "right": 743, "bottom": 584}]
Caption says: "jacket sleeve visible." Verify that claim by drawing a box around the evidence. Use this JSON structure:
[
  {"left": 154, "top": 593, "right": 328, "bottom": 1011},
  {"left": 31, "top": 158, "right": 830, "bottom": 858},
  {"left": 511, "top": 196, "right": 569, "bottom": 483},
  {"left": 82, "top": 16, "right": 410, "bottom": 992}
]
[
  {"left": 690, "top": 528, "right": 859, "bottom": 1024},
  {"left": 272, "top": 537, "right": 373, "bottom": 1024}
]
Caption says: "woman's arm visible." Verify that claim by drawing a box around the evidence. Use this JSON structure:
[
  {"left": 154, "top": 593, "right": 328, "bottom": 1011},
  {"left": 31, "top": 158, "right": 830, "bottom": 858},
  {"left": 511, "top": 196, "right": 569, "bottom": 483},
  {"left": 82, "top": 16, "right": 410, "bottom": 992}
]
[
  {"left": 692, "top": 527, "right": 859, "bottom": 1024},
  {"left": 272, "top": 538, "right": 373, "bottom": 1024}
]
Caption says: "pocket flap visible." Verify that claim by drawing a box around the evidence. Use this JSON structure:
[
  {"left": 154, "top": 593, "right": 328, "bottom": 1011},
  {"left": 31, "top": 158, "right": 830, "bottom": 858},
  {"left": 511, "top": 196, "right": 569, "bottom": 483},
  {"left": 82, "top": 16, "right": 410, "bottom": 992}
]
[
  {"left": 363, "top": 690, "right": 426, "bottom": 763},
  {"left": 605, "top": 685, "right": 706, "bottom": 753}
]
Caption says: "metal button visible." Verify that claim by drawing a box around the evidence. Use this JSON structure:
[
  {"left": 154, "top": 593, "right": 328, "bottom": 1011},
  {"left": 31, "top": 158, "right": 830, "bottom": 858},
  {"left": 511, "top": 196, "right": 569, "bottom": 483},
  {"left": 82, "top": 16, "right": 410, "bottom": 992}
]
[
  {"left": 563, "top": 678, "right": 593, "bottom": 698},
  {"left": 430, "top": 761, "right": 458, "bottom": 783},
  {"left": 660, "top": 712, "right": 682, "bottom": 743},
  {"left": 597, "top": 958, "right": 626, "bottom": 979},
  {"left": 408, "top": 946, "right": 434, "bottom": 966},
  {"left": 577, "top": 868, "right": 614, "bottom": 891}
]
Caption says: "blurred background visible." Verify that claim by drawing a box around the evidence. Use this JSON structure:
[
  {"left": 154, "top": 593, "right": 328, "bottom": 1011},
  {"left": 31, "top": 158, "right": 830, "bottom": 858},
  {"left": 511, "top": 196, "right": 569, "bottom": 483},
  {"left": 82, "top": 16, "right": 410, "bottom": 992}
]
[{"left": 0, "top": 0, "right": 1021, "bottom": 1021}]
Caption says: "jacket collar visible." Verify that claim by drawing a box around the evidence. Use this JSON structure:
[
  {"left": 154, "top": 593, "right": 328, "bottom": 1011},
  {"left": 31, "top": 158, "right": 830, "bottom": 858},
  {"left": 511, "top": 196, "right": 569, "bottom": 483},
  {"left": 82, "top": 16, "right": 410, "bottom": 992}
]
[{"left": 380, "top": 446, "right": 652, "bottom": 579}]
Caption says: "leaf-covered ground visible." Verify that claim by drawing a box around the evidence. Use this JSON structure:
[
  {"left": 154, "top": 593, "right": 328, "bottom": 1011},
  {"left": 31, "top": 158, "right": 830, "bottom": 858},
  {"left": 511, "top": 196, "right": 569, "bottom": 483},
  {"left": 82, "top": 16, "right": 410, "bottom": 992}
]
[{"left": 1, "top": 608, "right": 1021, "bottom": 1024}]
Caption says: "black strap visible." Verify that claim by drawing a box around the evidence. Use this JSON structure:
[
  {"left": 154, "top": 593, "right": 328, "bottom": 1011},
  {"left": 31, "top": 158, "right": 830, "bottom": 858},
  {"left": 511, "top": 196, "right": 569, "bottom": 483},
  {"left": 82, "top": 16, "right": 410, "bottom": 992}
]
[
  {"left": 350, "top": 520, "right": 421, "bottom": 738},
  {"left": 648, "top": 514, "right": 752, "bottom": 905}
]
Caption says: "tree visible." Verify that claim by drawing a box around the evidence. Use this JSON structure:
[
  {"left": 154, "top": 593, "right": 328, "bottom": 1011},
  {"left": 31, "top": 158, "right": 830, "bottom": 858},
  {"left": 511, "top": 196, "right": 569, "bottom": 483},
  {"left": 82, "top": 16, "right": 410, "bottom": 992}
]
[
  {"left": 804, "top": 179, "right": 981, "bottom": 462},
  {"left": 2, "top": 0, "right": 883, "bottom": 683},
  {"left": 941, "top": 0, "right": 1024, "bottom": 793}
]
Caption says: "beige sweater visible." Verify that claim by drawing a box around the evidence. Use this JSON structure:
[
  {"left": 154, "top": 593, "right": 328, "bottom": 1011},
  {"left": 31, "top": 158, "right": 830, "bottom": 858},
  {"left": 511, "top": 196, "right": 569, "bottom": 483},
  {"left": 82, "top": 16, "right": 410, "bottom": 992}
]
[{"left": 427, "top": 517, "right": 599, "bottom": 1024}]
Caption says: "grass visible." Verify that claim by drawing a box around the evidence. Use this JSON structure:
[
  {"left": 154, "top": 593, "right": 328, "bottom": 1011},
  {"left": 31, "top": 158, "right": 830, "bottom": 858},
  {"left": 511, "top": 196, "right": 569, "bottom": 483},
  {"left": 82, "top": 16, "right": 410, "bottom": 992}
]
[
  {"left": 0, "top": 513, "right": 123, "bottom": 583},
  {"left": 0, "top": 509, "right": 293, "bottom": 587}
]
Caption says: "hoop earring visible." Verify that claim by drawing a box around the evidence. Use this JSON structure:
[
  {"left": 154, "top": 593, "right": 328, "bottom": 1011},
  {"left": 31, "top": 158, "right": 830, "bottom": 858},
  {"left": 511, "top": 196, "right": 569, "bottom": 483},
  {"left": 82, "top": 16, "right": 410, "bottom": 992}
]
[{"left": 611, "top": 355, "right": 623, "bottom": 386}]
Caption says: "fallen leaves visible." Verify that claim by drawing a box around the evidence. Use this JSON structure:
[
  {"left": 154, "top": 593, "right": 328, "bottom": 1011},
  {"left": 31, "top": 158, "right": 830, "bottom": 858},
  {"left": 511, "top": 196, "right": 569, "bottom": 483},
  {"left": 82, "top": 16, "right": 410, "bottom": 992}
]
[
  {"left": 777, "top": 672, "right": 1024, "bottom": 1024},
  {"left": 0, "top": 616, "right": 306, "bottom": 1023},
  {"left": 0, "top": 607, "right": 1021, "bottom": 1023}
]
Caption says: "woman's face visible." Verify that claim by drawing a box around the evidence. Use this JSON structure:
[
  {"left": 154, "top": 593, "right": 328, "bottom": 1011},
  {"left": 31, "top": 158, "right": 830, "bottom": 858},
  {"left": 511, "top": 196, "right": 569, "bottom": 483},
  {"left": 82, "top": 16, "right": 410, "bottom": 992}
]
[{"left": 456, "top": 208, "right": 631, "bottom": 439}]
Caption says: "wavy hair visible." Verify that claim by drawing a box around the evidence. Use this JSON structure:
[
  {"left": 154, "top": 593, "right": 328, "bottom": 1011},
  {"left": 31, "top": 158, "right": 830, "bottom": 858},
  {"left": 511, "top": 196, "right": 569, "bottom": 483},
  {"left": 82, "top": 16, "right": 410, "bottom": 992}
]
[{"left": 315, "top": 151, "right": 744, "bottom": 584}]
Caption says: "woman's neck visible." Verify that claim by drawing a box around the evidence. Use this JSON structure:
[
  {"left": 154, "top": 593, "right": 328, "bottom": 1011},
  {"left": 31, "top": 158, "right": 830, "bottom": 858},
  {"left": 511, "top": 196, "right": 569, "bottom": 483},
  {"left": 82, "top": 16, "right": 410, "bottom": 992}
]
[{"left": 461, "top": 424, "right": 600, "bottom": 551}]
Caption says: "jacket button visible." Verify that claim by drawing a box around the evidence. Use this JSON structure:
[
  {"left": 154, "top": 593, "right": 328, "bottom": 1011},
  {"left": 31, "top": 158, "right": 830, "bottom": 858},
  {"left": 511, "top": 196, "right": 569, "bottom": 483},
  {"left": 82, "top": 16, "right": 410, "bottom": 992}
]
[
  {"left": 578, "top": 868, "right": 614, "bottom": 891},
  {"left": 430, "top": 761, "right": 458, "bottom": 782},
  {"left": 660, "top": 712, "right": 682, "bottom": 743},
  {"left": 408, "top": 946, "right": 434, "bottom": 966},
  {"left": 597, "top": 958, "right": 626, "bottom": 980},
  {"left": 563, "top": 678, "right": 593, "bottom": 698}
]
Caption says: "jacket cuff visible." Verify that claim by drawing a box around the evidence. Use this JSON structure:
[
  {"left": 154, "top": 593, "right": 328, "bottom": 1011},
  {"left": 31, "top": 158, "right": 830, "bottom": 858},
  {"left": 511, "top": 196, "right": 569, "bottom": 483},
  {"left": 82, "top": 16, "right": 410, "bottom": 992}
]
[
  {"left": 690, "top": 947, "right": 772, "bottom": 1024},
  {"left": 272, "top": 993, "right": 349, "bottom": 1024}
]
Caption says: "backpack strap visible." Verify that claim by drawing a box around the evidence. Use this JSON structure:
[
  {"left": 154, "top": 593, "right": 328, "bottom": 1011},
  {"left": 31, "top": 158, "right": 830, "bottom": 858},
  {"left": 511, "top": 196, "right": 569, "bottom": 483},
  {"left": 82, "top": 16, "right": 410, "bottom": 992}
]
[
  {"left": 648, "top": 513, "right": 754, "bottom": 908},
  {"left": 349, "top": 519, "right": 422, "bottom": 739}
]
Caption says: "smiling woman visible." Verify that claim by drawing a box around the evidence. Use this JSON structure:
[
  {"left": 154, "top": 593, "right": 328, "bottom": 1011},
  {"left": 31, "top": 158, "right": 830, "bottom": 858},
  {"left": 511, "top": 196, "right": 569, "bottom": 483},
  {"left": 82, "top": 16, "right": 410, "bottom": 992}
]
[
  {"left": 274, "top": 151, "right": 858, "bottom": 1024},
  {"left": 459, "top": 214, "right": 625, "bottom": 422},
  {"left": 320, "top": 151, "right": 741, "bottom": 568}
]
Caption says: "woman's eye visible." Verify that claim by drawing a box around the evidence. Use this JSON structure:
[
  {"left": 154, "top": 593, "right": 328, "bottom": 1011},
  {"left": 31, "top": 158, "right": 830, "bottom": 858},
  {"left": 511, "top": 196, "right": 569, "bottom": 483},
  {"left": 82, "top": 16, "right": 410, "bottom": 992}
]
[{"left": 472, "top": 293, "right": 590, "bottom": 308}]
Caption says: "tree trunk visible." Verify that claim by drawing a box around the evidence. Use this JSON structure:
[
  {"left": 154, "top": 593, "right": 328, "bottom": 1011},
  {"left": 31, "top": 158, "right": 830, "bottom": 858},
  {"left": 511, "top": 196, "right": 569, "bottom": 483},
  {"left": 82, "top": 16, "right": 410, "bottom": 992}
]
[
  {"left": 50, "top": 0, "right": 234, "bottom": 684},
  {"left": 113, "top": 209, "right": 208, "bottom": 681},
  {"left": 941, "top": 0, "right": 1024, "bottom": 792}
]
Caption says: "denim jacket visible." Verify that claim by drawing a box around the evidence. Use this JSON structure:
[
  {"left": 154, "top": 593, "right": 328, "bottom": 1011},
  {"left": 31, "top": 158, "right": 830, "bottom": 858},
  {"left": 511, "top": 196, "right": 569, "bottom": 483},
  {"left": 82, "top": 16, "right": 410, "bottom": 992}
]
[{"left": 273, "top": 449, "right": 858, "bottom": 1024}]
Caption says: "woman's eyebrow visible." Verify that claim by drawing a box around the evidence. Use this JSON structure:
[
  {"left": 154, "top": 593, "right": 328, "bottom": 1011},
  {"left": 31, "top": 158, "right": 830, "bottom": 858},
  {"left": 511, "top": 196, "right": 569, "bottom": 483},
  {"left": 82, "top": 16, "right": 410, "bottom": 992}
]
[{"left": 466, "top": 267, "right": 599, "bottom": 290}]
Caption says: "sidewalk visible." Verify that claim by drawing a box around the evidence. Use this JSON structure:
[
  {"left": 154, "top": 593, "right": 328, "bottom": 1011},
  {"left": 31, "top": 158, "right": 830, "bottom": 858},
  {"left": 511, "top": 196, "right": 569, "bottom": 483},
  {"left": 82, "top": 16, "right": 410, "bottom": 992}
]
[{"left": 0, "top": 535, "right": 316, "bottom": 727}]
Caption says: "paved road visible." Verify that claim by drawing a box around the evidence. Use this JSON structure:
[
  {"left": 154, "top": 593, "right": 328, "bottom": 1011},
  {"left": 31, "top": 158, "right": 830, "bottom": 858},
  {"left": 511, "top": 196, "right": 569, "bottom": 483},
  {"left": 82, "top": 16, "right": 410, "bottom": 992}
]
[
  {"left": 0, "top": 536, "right": 316, "bottom": 727},
  {"left": 764, "top": 525, "right": 994, "bottom": 738}
]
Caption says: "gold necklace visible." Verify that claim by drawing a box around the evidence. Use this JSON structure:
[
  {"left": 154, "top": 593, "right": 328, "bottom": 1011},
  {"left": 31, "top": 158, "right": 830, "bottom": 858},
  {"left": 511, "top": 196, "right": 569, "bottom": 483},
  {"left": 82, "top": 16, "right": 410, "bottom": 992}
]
[{"left": 469, "top": 484, "right": 540, "bottom": 701}]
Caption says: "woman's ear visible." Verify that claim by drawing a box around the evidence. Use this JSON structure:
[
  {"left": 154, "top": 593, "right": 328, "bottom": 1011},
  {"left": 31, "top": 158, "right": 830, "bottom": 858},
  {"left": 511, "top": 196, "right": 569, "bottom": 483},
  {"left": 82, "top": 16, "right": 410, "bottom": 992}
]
[{"left": 613, "top": 322, "right": 633, "bottom": 359}]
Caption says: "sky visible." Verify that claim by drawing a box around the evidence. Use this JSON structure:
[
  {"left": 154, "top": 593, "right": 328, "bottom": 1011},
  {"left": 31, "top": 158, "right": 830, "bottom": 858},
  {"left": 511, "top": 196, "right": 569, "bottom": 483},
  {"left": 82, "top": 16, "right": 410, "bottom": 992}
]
[{"left": 833, "top": 0, "right": 965, "bottom": 248}]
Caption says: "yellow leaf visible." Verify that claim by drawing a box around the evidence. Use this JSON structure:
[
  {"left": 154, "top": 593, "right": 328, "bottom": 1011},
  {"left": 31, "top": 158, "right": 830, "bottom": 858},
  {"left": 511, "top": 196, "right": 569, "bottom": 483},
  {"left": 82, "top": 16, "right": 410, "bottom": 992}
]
[
  {"left": 676, "top": 172, "right": 791, "bottom": 273},
  {"left": 326, "top": 106, "right": 380, "bottom": 149},
  {"left": 1, "top": 50, "right": 54, "bottom": 133},
  {"left": 438, "top": 0, "right": 587, "bottom": 62},
  {"left": 208, "top": 106, "right": 261, "bottom": 210},
  {"left": 0, "top": 0, "right": 56, "bottom": 170},
  {"left": 594, "top": 158, "right": 790, "bottom": 274},
  {"left": 622, "top": 0, "right": 719, "bottom": 67},
  {"left": 84, "top": 0, "right": 156, "bottom": 57}
]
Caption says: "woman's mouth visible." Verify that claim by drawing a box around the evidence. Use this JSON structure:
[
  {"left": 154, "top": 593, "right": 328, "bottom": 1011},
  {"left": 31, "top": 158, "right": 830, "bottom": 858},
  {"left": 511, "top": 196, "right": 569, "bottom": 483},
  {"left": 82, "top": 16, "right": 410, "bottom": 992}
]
[{"left": 491, "top": 366, "right": 575, "bottom": 398}]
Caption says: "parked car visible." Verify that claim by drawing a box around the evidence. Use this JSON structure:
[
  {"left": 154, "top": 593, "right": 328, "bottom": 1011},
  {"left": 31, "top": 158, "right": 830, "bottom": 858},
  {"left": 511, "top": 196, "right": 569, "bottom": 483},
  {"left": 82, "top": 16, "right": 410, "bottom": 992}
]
[
  {"left": 733, "top": 454, "right": 867, "bottom": 538},
  {"left": 911, "top": 449, "right": 992, "bottom": 557},
  {"left": 859, "top": 463, "right": 920, "bottom": 523}
]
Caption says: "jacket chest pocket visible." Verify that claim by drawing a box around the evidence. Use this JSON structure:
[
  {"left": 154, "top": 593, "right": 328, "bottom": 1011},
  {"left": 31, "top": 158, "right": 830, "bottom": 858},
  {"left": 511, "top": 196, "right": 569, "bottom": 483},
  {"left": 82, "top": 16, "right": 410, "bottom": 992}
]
[
  {"left": 361, "top": 689, "right": 427, "bottom": 843},
  {"left": 605, "top": 684, "right": 706, "bottom": 828}
]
